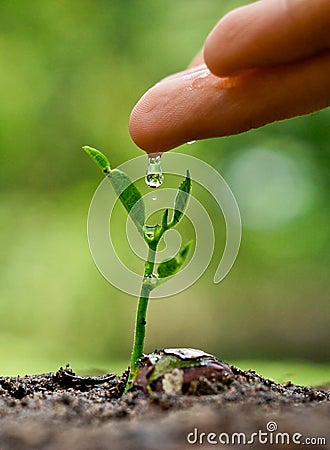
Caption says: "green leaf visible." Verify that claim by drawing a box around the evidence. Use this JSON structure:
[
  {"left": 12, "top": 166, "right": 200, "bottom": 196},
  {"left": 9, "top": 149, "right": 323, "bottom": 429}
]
[
  {"left": 179, "top": 240, "right": 192, "bottom": 261},
  {"left": 157, "top": 257, "right": 179, "bottom": 278},
  {"left": 83, "top": 145, "right": 145, "bottom": 233},
  {"left": 109, "top": 169, "right": 145, "bottom": 233},
  {"left": 83, "top": 146, "right": 111, "bottom": 173},
  {"left": 172, "top": 170, "right": 191, "bottom": 225},
  {"left": 157, "top": 240, "right": 192, "bottom": 278}
]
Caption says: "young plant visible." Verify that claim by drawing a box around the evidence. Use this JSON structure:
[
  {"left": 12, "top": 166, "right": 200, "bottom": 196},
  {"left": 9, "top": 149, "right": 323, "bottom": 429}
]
[{"left": 83, "top": 146, "right": 192, "bottom": 388}]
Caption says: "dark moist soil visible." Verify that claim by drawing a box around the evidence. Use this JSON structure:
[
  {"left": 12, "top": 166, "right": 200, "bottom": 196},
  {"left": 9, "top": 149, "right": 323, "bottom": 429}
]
[{"left": 0, "top": 362, "right": 329, "bottom": 450}]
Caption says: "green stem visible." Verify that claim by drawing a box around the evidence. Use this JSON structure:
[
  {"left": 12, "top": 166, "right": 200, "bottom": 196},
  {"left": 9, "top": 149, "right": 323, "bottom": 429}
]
[{"left": 128, "top": 244, "right": 157, "bottom": 385}]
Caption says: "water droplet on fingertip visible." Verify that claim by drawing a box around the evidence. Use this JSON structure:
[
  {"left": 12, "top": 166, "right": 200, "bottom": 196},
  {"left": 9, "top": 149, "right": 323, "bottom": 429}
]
[{"left": 145, "top": 153, "right": 164, "bottom": 188}]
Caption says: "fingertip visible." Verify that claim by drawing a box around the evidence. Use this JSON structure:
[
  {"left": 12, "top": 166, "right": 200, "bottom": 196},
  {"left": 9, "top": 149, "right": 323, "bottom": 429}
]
[
  {"left": 129, "top": 102, "right": 156, "bottom": 154},
  {"left": 129, "top": 86, "right": 179, "bottom": 154},
  {"left": 129, "top": 72, "right": 208, "bottom": 153}
]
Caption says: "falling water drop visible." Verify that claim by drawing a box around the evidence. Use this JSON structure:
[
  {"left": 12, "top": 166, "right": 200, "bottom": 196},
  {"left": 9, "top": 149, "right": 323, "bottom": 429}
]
[{"left": 145, "top": 153, "right": 164, "bottom": 188}]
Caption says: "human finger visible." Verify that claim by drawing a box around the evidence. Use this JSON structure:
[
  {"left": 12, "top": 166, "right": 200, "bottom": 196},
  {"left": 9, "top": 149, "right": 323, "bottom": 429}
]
[
  {"left": 129, "top": 51, "right": 330, "bottom": 153},
  {"left": 204, "top": 0, "right": 330, "bottom": 76}
]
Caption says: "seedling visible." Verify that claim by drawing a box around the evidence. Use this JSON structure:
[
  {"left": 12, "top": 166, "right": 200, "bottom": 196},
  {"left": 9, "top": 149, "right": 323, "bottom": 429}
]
[{"left": 83, "top": 146, "right": 192, "bottom": 390}]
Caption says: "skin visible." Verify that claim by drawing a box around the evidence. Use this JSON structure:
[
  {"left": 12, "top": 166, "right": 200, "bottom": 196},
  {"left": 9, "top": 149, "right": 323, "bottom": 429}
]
[{"left": 129, "top": 0, "right": 330, "bottom": 153}]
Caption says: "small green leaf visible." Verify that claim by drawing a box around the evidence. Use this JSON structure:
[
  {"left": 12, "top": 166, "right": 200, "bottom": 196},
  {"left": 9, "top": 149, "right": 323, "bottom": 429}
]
[
  {"left": 157, "top": 240, "right": 192, "bottom": 278},
  {"left": 172, "top": 170, "right": 191, "bottom": 225},
  {"left": 179, "top": 240, "right": 192, "bottom": 260},
  {"left": 157, "top": 257, "right": 179, "bottom": 278},
  {"left": 83, "top": 146, "right": 111, "bottom": 173},
  {"left": 109, "top": 169, "right": 145, "bottom": 233},
  {"left": 83, "top": 145, "right": 145, "bottom": 233}
]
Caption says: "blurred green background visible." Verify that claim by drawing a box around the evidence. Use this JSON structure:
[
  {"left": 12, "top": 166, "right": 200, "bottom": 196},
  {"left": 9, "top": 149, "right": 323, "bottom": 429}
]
[{"left": 0, "top": 1, "right": 329, "bottom": 385}]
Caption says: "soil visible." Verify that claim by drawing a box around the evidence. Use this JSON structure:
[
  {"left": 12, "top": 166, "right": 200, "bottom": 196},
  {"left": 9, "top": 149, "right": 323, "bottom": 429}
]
[{"left": 0, "top": 359, "right": 329, "bottom": 450}]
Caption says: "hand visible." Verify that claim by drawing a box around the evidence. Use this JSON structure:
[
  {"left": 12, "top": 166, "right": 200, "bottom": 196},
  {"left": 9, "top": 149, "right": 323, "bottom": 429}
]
[{"left": 129, "top": 0, "right": 330, "bottom": 153}]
